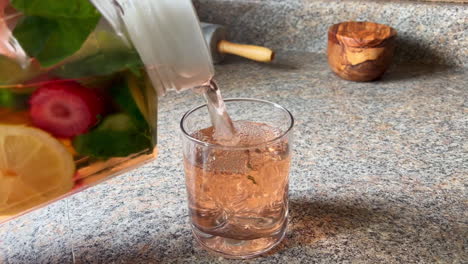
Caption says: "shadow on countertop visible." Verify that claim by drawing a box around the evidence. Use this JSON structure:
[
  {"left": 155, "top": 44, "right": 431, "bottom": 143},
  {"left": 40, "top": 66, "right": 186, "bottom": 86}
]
[
  {"left": 375, "top": 37, "right": 461, "bottom": 82},
  {"left": 263, "top": 192, "right": 465, "bottom": 263},
  {"left": 263, "top": 198, "right": 383, "bottom": 257},
  {"left": 382, "top": 63, "right": 455, "bottom": 82}
]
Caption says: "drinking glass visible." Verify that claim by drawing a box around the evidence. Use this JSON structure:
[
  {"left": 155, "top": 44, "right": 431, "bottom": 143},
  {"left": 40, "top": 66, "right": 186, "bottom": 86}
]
[{"left": 181, "top": 98, "right": 294, "bottom": 258}]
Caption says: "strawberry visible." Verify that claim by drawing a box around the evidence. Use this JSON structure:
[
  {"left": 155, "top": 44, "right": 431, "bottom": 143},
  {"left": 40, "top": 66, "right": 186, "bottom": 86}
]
[{"left": 29, "top": 81, "right": 103, "bottom": 138}]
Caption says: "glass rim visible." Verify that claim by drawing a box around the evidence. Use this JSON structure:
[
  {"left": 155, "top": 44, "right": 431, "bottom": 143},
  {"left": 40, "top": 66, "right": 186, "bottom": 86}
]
[{"left": 180, "top": 98, "right": 294, "bottom": 150}]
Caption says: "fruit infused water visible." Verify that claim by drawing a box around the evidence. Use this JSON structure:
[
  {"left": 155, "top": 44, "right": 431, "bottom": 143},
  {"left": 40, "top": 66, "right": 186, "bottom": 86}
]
[
  {"left": 186, "top": 121, "right": 290, "bottom": 237},
  {"left": 0, "top": 0, "right": 157, "bottom": 223},
  {"left": 0, "top": 0, "right": 212, "bottom": 223},
  {"left": 181, "top": 99, "right": 294, "bottom": 258}
]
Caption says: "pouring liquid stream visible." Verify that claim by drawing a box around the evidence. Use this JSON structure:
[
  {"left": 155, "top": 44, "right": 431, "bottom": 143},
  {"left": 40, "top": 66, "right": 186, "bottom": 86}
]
[
  {"left": 194, "top": 80, "right": 240, "bottom": 146},
  {"left": 90, "top": 1, "right": 238, "bottom": 145}
]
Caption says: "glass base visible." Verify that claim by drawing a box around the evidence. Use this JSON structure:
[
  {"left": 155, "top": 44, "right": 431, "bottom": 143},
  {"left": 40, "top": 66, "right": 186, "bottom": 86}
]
[{"left": 192, "top": 221, "right": 287, "bottom": 259}]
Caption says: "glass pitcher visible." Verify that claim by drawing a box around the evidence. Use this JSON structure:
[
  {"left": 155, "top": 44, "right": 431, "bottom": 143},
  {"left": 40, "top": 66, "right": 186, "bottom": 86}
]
[{"left": 0, "top": 0, "right": 213, "bottom": 223}]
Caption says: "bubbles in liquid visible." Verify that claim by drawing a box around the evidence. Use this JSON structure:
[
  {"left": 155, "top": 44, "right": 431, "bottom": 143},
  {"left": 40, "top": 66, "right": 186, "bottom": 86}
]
[
  {"left": 189, "top": 120, "right": 288, "bottom": 174},
  {"left": 185, "top": 121, "right": 290, "bottom": 240},
  {"left": 191, "top": 120, "right": 281, "bottom": 147}
]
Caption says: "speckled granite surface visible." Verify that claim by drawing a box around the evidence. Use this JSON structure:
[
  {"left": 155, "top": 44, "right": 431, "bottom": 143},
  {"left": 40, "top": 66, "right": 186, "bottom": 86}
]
[
  {"left": 1, "top": 52, "right": 467, "bottom": 263},
  {"left": 194, "top": 0, "right": 468, "bottom": 67}
]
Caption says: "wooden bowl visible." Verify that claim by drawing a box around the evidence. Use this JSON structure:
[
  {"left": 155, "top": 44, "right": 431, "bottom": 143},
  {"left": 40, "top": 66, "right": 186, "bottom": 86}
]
[{"left": 327, "top": 21, "right": 397, "bottom": 82}]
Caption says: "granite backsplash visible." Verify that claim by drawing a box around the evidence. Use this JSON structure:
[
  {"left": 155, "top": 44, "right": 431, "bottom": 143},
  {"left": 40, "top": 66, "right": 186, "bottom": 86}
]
[{"left": 194, "top": 0, "right": 468, "bottom": 67}]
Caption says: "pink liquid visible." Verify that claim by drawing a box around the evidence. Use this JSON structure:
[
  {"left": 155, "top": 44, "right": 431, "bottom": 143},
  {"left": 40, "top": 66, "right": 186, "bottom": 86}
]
[{"left": 184, "top": 121, "right": 290, "bottom": 241}]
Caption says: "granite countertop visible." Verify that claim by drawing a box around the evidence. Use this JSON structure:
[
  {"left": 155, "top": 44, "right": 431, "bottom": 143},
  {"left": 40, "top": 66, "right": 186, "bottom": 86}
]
[{"left": 1, "top": 52, "right": 467, "bottom": 263}]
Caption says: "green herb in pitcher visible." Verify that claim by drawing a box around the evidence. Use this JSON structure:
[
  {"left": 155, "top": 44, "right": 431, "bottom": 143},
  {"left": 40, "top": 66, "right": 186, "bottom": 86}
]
[{"left": 0, "top": 0, "right": 157, "bottom": 220}]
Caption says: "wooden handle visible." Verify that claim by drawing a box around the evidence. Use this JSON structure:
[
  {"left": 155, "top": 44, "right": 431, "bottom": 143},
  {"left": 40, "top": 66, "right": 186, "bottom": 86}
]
[{"left": 218, "top": 40, "right": 275, "bottom": 62}]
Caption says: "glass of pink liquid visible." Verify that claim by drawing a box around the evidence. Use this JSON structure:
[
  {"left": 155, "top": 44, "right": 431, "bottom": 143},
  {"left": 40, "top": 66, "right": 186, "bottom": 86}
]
[{"left": 181, "top": 98, "right": 294, "bottom": 259}]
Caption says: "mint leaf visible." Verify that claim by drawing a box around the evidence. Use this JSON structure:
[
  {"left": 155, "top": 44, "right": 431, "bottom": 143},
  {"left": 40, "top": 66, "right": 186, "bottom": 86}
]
[
  {"left": 53, "top": 50, "right": 142, "bottom": 79},
  {"left": 72, "top": 80, "right": 154, "bottom": 159},
  {"left": 111, "top": 80, "right": 148, "bottom": 130},
  {"left": 73, "top": 113, "right": 152, "bottom": 159},
  {"left": 52, "top": 29, "right": 143, "bottom": 79},
  {"left": 11, "top": 0, "right": 101, "bottom": 67},
  {"left": 0, "top": 89, "right": 29, "bottom": 110},
  {"left": 13, "top": 16, "right": 100, "bottom": 67},
  {"left": 11, "top": 16, "right": 54, "bottom": 57},
  {"left": 73, "top": 129, "right": 151, "bottom": 159},
  {"left": 11, "top": 0, "right": 100, "bottom": 19}
]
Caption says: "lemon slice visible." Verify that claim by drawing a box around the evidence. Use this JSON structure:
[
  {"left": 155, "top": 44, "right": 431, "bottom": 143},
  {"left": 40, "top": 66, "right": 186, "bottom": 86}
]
[{"left": 0, "top": 125, "right": 75, "bottom": 217}]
